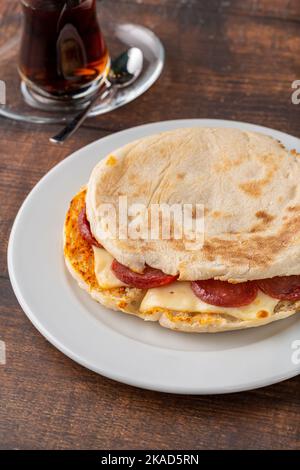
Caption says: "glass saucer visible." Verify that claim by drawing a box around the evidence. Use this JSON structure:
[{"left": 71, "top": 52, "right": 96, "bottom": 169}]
[{"left": 0, "top": 23, "right": 164, "bottom": 124}]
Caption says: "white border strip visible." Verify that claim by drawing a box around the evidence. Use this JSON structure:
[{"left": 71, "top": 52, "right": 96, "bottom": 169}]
[{"left": 0, "top": 340, "right": 6, "bottom": 365}]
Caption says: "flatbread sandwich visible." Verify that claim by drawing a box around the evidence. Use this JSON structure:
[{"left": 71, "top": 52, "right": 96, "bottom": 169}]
[{"left": 64, "top": 128, "right": 300, "bottom": 332}]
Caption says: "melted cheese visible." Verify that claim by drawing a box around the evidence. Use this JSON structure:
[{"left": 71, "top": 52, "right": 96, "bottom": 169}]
[
  {"left": 92, "top": 247, "right": 278, "bottom": 320},
  {"left": 93, "top": 247, "right": 126, "bottom": 288},
  {"left": 140, "top": 282, "right": 278, "bottom": 321}
]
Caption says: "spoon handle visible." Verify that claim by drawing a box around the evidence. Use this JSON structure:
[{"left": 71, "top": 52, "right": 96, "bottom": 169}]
[{"left": 50, "top": 83, "right": 110, "bottom": 145}]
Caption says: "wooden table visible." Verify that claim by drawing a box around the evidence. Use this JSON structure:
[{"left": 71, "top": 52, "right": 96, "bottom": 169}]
[{"left": 0, "top": 0, "right": 299, "bottom": 450}]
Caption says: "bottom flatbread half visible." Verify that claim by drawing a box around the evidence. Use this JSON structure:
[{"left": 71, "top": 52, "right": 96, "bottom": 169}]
[{"left": 63, "top": 190, "right": 299, "bottom": 333}]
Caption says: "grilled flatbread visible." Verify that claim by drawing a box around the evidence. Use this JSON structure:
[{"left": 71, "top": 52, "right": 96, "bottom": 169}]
[{"left": 86, "top": 128, "right": 300, "bottom": 282}]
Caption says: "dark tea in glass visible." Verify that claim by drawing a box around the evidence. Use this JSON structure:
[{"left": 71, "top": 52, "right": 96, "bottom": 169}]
[{"left": 19, "top": 0, "right": 110, "bottom": 102}]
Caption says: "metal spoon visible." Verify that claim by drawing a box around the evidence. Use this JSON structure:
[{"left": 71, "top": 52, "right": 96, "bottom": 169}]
[{"left": 50, "top": 47, "right": 143, "bottom": 144}]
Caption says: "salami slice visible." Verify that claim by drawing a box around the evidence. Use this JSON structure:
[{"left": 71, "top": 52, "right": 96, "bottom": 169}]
[
  {"left": 256, "top": 276, "right": 300, "bottom": 300},
  {"left": 78, "top": 207, "right": 101, "bottom": 248},
  {"left": 111, "top": 260, "right": 178, "bottom": 289},
  {"left": 191, "top": 279, "right": 258, "bottom": 307}
]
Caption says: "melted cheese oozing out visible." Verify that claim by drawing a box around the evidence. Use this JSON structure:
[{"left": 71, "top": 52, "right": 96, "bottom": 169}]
[
  {"left": 93, "top": 247, "right": 278, "bottom": 319},
  {"left": 93, "top": 247, "right": 126, "bottom": 288},
  {"left": 140, "top": 282, "right": 278, "bottom": 320}
]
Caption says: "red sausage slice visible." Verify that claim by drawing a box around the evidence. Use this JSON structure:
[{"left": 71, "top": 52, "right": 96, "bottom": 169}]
[
  {"left": 256, "top": 276, "right": 300, "bottom": 300},
  {"left": 191, "top": 279, "right": 258, "bottom": 307},
  {"left": 111, "top": 260, "right": 178, "bottom": 289},
  {"left": 78, "top": 207, "right": 101, "bottom": 248}
]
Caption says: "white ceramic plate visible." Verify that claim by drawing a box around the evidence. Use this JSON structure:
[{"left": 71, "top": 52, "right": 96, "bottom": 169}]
[{"left": 8, "top": 119, "right": 300, "bottom": 394}]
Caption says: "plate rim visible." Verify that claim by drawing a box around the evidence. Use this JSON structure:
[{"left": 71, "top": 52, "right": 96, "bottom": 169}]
[{"left": 7, "top": 118, "right": 300, "bottom": 394}]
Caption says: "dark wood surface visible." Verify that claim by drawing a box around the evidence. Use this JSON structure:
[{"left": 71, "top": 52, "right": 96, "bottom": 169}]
[{"left": 0, "top": 0, "right": 299, "bottom": 450}]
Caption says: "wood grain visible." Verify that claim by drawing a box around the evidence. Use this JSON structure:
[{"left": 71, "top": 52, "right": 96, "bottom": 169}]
[{"left": 0, "top": 0, "right": 299, "bottom": 450}]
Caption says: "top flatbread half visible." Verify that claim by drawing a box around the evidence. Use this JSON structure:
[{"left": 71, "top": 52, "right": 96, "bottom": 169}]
[{"left": 86, "top": 127, "right": 300, "bottom": 282}]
